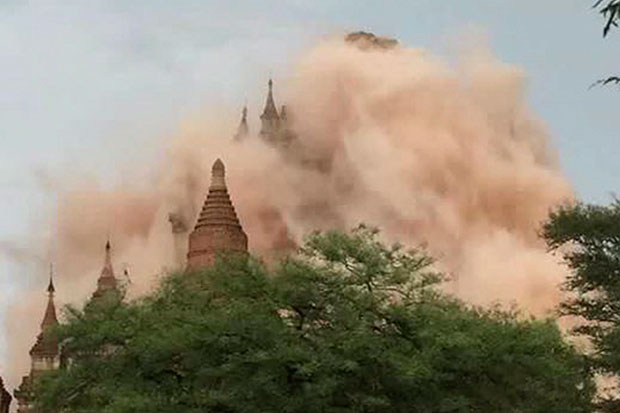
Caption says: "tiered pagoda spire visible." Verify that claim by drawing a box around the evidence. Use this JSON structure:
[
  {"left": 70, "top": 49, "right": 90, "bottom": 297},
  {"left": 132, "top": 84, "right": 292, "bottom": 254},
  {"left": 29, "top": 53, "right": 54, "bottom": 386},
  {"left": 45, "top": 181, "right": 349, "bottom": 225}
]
[
  {"left": 39, "top": 271, "right": 58, "bottom": 333},
  {"left": 252, "top": 78, "right": 296, "bottom": 146},
  {"left": 92, "top": 240, "right": 118, "bottom": 299},
  {"left": 30, "top": 267, "right": 59, "bottom": 361},
  {"left": 187, "top": 159, "right": 248, "bottom": 269},
  {"left": 15, "top": 266, "right": 60, "bottom": 412},
  {"left": 234, "top": 105, "right": 249, "bottom": 141},
  {"left": 259, "top": 78, "right": 280, "bottom": 140}
]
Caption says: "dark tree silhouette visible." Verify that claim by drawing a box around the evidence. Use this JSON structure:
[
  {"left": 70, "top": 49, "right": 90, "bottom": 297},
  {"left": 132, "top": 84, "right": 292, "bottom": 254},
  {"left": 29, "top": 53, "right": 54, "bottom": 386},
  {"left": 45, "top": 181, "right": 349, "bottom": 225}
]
[
  {"left": 595, "top": 0, "right": 620, "bottom": 36},
  {"left": 0, "top": 377, "right": 11, "bottom": 413},
  {"left": 593, "top": 1, "right": 620, "bottom": 85}
]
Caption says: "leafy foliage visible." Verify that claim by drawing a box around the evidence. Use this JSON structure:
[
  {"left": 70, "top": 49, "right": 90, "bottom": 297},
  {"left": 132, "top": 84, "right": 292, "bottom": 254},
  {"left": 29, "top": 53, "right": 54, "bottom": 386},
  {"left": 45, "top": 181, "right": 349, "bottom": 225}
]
[
  {"left": 593, "top": 1, "right": 620, "bottom": 86},
  {"left": 37, "top": 226, "right": 593, "bottom": 412},
  {"left": 595, "top": 0, "right": 620, "bottom": 37},
  {"left": 542, "top": 201, "right": 620, "bottom": 410}
]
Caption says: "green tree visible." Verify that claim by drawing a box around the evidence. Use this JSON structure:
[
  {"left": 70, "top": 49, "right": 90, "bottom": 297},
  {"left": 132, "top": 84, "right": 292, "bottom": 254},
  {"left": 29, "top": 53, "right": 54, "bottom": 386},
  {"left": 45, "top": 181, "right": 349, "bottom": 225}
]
[
  {"left": 38, "top": 226, "right": 593, "bottom": 412},
  {"left": 543, "top": 201, "right": 620, "bottom": 411},
  {"left": 593, "top": 1, "right": 620, "bottom": 85}
]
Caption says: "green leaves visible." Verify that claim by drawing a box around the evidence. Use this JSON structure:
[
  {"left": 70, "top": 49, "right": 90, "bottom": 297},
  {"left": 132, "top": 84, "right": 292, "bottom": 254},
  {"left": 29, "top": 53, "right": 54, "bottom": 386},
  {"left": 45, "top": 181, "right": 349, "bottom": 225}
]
[
  {"left": 592, "top": 1, "right": 620, "bottom": 86},
  {"left": 36, "top": 227, "right": 593, "bottom": 412},
  {"left": 543, "top": 201, "right": 620, "bottom": 410}
]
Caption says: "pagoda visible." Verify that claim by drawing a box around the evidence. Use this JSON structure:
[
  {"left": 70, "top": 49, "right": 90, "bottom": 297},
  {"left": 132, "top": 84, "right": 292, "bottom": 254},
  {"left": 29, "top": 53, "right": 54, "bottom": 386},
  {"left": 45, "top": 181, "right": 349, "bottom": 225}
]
[
  {"left": 14, "top": 268, "right": 59, "bottom": 413},
  {"left": 91, "top": 240, "right": 119, "bottom": 301},
  {"left": 187, "top": 159, "right": 248, "bottom": 268}
]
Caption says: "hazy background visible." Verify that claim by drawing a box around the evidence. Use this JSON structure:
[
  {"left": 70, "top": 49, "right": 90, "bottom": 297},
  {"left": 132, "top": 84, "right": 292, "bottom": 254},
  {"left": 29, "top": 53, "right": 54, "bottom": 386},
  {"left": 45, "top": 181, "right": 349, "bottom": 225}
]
[{"left": 0, "top": 0, "right": 617, "bottom": 372}]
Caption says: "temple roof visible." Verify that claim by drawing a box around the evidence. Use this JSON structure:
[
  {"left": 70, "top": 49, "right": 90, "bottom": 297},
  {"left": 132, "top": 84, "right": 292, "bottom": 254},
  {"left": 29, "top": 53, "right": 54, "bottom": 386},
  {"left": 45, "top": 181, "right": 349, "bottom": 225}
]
[
  {"left": 234, "top": 105, "right": 249, "bottom": 141},
  {"left": 187, "top": 158, "right": 248, "bottom": 268},
  {"left": 41, "top": 282, "right": 57, "bottom": 329},
  {"left": 92, "top": 241, "right": 118, "bottom": 299},
  {"left": 260, "top": 79, "right": 279, "bottom": 121},
  {"left": 30, "top": 268, "right": 59, "bottom": 358},
  {"left": 194, "top": 159, "right": 243, "bottom": 230},
  {"left": 46, "top": 268, "right": 55, "bottom": 294}
]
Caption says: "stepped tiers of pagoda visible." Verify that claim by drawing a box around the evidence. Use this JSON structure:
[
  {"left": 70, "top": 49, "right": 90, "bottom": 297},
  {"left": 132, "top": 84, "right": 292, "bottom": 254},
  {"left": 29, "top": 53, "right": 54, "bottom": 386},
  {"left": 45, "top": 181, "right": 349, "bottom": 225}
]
[
  {"left": 13, "top": 80, "right": 272, "bottom": 408},
  {"left": 187, "top": 159, "right": 248, "bottom": 269},
  {"left": 91, "top": 240, "right": 119, "bottom": 301},
  {"left": 13, "top": 157, "right": 248, "bottom": 407},
  {"left": 14, "top": 242, "right": 121, "bottom": 412},
  {"left": 14, "top": 271, "right": 60, "bottom": 413}
]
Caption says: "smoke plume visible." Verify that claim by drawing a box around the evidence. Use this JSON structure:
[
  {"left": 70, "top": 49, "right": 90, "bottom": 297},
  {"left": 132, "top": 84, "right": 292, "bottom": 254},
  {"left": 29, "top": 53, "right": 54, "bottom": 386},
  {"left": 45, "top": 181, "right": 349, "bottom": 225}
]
[{"left": 3, "top": 33, "right": 573, "bottom": 392}]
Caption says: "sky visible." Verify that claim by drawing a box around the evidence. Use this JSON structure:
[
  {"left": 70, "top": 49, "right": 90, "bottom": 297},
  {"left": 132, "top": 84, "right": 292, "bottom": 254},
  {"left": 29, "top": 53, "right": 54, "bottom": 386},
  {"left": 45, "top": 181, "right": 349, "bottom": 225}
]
[{"left": 0, "top": 0, "right": 618, "bottom": 366}]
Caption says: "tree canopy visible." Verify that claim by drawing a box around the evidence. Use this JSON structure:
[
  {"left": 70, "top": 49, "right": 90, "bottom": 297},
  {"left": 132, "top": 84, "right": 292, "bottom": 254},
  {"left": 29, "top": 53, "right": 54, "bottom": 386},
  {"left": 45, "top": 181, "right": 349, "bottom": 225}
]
[
  {"left": 543, "top": 201, "right": 620, "bottom": 411},
  {"left": 37, "top": 226, "right": 593, "bottom": 412}
]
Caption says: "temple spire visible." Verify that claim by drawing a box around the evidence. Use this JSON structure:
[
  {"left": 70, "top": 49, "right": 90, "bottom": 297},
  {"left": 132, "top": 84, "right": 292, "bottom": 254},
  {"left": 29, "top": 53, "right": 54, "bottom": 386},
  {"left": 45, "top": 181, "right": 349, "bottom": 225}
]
[
  {"left": 234, "top": 105, "right": 249, "bottom": 141},
  {"left": 47, "top": 264, "right": 55, "bottom": 295},
  {"left": 28, "top": 264, "right": 59, "bottom": 358},
  {"left": 41, "top": 264, "right": 58, "bottom": 330},
  {"left": 210, "top": 158, "right": 226, "bottom": 189},
  {"left": 187, "top": 159, "right": 248, "bottom": 269},
  {"left": 92, "top": 240, "right": 118, "bottom": 299},
  {"left": 262, "top": 78, "right": 279, "bottom": 119},
  {"left": 15, "top": 267, "right": 60, "bottom": 412},
  {"left": 260, "top": 78, "right": 280, "bottom": 140},
  {"left": 101, "top": 240, "right": 114, "bottom": 278}
]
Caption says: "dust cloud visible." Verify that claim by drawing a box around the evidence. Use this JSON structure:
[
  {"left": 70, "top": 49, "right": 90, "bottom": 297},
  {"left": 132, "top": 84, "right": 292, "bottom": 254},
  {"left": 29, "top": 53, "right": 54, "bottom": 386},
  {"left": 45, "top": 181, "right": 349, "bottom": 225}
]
[{"left": 3, "top": 33, "right": 573, "bottom": 391}]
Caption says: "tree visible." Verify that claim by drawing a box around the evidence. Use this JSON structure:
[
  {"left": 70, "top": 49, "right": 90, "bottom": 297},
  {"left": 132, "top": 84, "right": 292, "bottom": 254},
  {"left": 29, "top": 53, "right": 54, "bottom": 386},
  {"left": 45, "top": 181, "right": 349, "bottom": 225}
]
[
  {"left": 37, "top": 226, "right": 593, "bottom": 412},
  {"left": 543, "top": 201, "right": 620, "bottom": 411},
  {"left": 595, "top": 1, "right": 620, "bottom": 37},
  {"left": 593, "top": 1, "right": 620, "bottom": 85}
]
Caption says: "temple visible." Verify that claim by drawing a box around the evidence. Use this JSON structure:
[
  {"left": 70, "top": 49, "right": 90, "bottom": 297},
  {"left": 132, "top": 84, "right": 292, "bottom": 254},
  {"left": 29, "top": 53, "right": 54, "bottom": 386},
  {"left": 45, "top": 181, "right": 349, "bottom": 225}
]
[
  {"left": 14, "top": 159, "right": 247, "bottom": 405},
  {"left": 14, "top": 269, "right": 59, "bottom": 413},
  {"left": 187, "top": 159, "right": 248, "bottom": 268},
  {"left": 91, "top": 240, "right": 119, "bottom": 301},
  {"left": 14, "top": 80, "right": 285, "bottom": 407},
  {"left": 235, "top": 79, "right": 295, "bottom": 146},
  {"left": 14, "top": 241, "right": 121, "bottom": 409},
  {"left": 259, "top": 78, "right": 279, "bottom": 140},
  {"left": 233, "top": 105, "right": 249, "bottom": 141}
]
